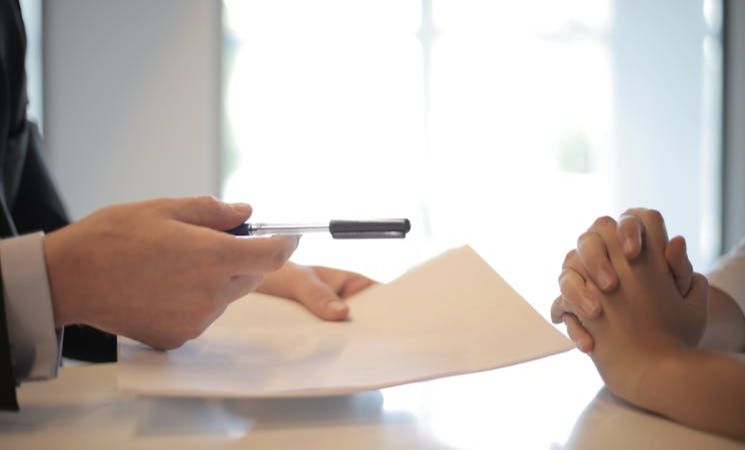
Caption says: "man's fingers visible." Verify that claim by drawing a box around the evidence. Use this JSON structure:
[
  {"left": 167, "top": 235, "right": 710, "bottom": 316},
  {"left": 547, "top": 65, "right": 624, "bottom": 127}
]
[
  {"left": 221, "top": 235, "right": 300, "bottom": 273},
  {"left": 563, "top": 314, "right": 595, "bottom": 353},
  {"left": 617, "top": 212, "right": 644, "bottom": 259},
  {"left": 576, "top": 230, "right": 617, "bottom": 292},
  {"left": 289, "top": 269, "right": 350, "bottom": 321},
  {"left": 666, "top": 235, "right": 693, "bottom": 295},
  {"left": 163, "top": 197, "right": 297, "bottom": 274},
  {"left": 162, "top": 196, "right": 252, "bottom": 230},
  {"left": 311, "top": 266, "right": 377, "bottom": 298},
  {"left": 558, "top": 268, "right": 602, "bottom": 319}
]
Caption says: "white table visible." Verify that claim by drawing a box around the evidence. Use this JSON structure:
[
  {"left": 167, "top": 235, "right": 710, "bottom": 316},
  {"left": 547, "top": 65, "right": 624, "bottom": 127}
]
[{"left": 1, "top": 351, "right": 742, "bottom": 450}]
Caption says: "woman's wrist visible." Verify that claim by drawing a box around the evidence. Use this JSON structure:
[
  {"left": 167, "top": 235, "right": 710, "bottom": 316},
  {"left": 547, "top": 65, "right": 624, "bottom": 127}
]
[{"left": 624, "top": 345, "right": 695, "bottom": 410}]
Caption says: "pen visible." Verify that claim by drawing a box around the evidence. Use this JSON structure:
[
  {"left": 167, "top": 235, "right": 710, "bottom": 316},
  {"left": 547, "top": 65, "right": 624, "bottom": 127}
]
[{"left": 226, "top": 219, "right": 411, "bottom": 239}]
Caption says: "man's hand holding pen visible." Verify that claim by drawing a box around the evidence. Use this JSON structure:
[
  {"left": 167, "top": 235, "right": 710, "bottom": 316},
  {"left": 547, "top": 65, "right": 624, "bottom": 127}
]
[{"left": 43, "top": 196, "right": 376, "bottom": 350}]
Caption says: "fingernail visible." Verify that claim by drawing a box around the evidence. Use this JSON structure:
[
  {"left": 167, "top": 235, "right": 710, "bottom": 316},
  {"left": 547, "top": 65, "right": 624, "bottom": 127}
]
[
  {"left": 624, "top": 238, "right": 635, "bottom": 255},
  {"left": 598, "top": 270, "right": 614, "bottom": 290},
  {"left": 230, "top": 203, "right": 252, "bottom": 216}
]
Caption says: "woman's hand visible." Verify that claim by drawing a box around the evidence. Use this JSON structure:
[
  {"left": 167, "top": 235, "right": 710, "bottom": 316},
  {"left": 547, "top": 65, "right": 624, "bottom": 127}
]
[
  {"left": 551, "top": 208, "right": 695, "bottom": 352},
  {"left": 566, "top": 211, "right": 709, "bottom": 401}
]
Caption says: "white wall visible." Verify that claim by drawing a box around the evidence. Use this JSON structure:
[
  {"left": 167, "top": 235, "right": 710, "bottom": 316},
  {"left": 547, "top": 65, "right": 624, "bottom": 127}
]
[
  {"left": 724, "top": 0, "right": 745, "bottom": 250},
  {"left": 611, "top": 0, "right": 721, "bottom": 268},
  {"left": 44, "top": 0, "right": 221, "bottom": 219}
]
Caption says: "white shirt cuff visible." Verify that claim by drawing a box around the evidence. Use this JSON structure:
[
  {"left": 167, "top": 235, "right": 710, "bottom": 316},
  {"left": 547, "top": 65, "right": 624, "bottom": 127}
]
[
  {"left": 0, "top": 232, "right": 61, "bottom": 381},
  {"left": 707, "top": 237, "right": 745, "bottom": 321}
]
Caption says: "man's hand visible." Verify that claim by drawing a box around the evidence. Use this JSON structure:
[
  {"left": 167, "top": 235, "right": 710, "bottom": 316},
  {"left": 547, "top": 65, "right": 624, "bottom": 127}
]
[
  {"left": 257, "top": 262, "right": 376, "bottom": 320},
  {"left": 551, "top": 209, "right": 695, "bottom": 352},
  {"left": 44, "top": 196, "right": 299, "bottom": 350}
]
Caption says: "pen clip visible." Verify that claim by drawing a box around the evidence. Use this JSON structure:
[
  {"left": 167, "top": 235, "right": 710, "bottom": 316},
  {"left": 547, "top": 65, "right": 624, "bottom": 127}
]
[{"left": 329, "top": 219, "right": 411, "bottom": 239}]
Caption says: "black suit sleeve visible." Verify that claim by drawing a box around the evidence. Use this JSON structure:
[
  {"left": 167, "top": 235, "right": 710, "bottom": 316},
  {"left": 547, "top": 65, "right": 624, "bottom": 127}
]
[
  {"left": 0, "top": 270, "right": 19, "bottom": 411},
  {"left": 0, "top": 0, "right": 115, "bottom": 411},
  {"left": 10, "top": 122, "right": 68, "bottom": 234},
  {"left": 0, "top": 0, "right": 21, "bottom": 411},
  {"left": 10, "top": 124, "right": 117, "bottom": 363}
]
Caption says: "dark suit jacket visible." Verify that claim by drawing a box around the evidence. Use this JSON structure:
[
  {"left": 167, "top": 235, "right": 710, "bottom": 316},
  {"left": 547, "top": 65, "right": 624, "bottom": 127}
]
[{"left": 1, "top": 0, "right": 116, "bottom": 411}]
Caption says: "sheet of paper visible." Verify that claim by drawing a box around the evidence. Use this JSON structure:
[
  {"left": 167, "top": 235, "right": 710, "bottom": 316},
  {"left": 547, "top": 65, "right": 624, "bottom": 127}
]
[{"left": 118, "top": 246, "right": 573, "bottom": 398}]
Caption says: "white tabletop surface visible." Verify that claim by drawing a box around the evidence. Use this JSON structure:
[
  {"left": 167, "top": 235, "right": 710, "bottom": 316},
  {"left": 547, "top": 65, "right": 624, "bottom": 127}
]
[{"left": 1, "top": 351, "right": 743, "bottom": 450}]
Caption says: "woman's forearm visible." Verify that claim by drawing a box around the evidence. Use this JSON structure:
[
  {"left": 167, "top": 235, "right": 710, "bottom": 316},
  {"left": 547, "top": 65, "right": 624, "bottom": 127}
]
[{"left": 631, "top": 348, "right": 745, "bottom": 442}]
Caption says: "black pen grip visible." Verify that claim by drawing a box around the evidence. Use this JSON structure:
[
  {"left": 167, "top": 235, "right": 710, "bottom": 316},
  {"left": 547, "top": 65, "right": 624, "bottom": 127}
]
[{"left": 329, "top": 219, "right": 411, "bottom": 239}]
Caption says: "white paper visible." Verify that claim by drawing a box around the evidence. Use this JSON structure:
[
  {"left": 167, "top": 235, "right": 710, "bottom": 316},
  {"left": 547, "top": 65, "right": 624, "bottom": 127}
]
[{"left": 117, "top": 246, "right": 573, "bottom": 397}]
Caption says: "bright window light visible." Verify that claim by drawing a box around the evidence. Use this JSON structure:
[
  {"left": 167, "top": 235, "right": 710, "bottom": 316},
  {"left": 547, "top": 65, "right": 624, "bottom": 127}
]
[{"left": 222, "top": 0, "right": 721, "bottom": 319}]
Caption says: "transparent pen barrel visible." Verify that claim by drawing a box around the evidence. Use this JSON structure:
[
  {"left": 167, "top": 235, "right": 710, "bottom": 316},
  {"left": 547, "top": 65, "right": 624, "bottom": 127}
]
[{"left": 247, "top": 223, "right": 328, "bottom": 236}]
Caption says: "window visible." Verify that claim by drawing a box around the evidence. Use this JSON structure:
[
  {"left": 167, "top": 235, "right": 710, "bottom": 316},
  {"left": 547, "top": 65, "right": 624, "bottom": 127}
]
[{"left": 222, "top": 0, "right": 722, "bottom": 316}]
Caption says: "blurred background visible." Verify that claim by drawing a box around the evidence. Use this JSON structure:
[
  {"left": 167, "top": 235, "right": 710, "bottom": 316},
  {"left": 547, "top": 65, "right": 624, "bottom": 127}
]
[{"left": 26, "top": 0, "right": 745, "bottom": 317}]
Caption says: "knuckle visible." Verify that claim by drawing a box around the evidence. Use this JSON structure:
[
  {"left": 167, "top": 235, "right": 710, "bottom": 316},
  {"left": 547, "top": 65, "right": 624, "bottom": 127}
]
[
  {"left": 620, "top": 207, "right": 642, "bottom": 220},
  {"left": 618, "top": 213, "right": 640, "bottom": 230},
  {"left": 558, "top": 271, "right": 576, "bottom": 295},
  {"left": 576, "top": 231, "right": 596, "bottom": 249},
  {"left": 558, "top": 267, "right": 579, "bottom": 288},
  {"left": 584, "top": 299, "right": 601, "bottom": 318},
  {"left": 592, "top": 215, "right": 616, "bottom": 230},
  {"left": 552, "top": 295, "right": 569, "bottom": 315},
  {"left": 196, "top": 195, "right": 222, "bottom": 211},
  {"left": 563, "top": 249, "right": 577, "bottom": 267},
  {"left": 550, "top": 295, "right": 561, "bottom": 311},
  {"left": 561, "top": 292, "right": 582, "bottom": 312},
  {"left": 643, "top": 208, "right": 664, "bottom": 225},
  {"left": 558, "top": 282, "right": 585, "bottom": 313}
]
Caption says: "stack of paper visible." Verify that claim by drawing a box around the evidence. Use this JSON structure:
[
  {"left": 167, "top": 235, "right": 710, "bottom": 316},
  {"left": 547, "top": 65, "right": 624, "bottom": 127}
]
[{"left": 118, "top": 246, "right": 572, "bottom": 397}]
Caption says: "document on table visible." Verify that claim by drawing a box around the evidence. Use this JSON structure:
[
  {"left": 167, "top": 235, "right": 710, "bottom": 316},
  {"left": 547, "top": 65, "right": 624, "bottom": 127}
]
[{"left": 117, "top": 246, "right": 573, "bottom": 398}]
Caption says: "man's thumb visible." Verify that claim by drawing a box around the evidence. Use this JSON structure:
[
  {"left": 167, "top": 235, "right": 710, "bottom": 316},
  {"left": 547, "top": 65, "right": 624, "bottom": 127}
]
[{"left": 164, "top": 196, "right": 252, "bottom": 230}]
